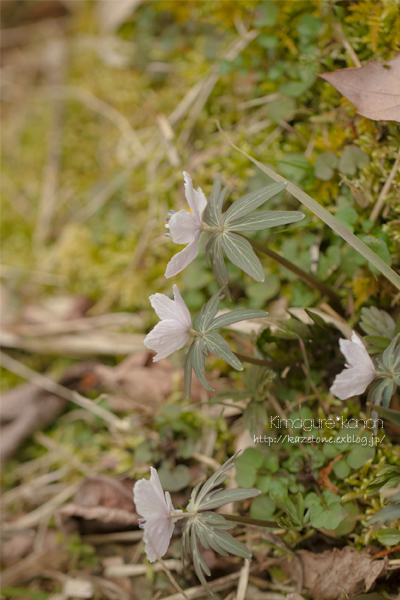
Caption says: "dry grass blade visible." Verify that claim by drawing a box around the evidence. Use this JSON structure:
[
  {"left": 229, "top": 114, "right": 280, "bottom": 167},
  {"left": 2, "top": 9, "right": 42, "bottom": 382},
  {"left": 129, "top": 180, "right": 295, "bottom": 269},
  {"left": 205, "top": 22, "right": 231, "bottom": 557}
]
[{"left": 0, "top": 351, "right": 129, "bottom": 431}]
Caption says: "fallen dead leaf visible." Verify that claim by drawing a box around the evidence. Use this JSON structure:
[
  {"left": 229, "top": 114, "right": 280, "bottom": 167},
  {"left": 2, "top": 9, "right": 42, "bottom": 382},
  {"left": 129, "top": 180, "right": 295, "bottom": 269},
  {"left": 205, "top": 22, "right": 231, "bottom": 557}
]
[
  {"left": 94, "top": 352, "right": 174, "bottom": 411},
  {"left": 319, "top": 55, "right": 400, "bottom": 122},
  {"left": 56, "top": 475, "right": 137, "bottom": 535},
  {"left": 282, "top": 546, "right": 387, "bottom": 600}
]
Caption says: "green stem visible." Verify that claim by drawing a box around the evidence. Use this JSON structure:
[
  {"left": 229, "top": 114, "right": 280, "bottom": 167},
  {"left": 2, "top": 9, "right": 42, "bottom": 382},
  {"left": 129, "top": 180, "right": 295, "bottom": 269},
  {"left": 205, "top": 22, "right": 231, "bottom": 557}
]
[
  {"left": 216, "top": 122, "right": 400, "bottom": 292},
  {"left": 234, "top": 352, "right": 284, "bottom": 369},
  {"left": 242, "top": 235, "right": 343, "bottom": 310},
  {"left": 220, "top": 513, "right": 280, "bottom": 529}
]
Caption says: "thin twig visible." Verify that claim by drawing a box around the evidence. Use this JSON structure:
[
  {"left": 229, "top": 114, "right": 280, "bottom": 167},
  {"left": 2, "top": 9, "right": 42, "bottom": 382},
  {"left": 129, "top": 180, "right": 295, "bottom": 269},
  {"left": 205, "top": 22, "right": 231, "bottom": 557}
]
[{"left": 0, "top": 351, "right": 129, "bottom": 431}]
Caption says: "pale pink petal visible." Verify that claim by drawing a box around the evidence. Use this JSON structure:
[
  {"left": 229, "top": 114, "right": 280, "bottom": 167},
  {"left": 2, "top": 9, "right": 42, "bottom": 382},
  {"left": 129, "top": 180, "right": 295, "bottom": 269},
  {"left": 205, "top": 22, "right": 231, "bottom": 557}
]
[
  {"left": 133, "top": 477, "right": 168, "bottom": 521},
  {"left": 183, "top": 171, "right": 207, "bottom": 224},
  {"left": 330, "top": 331, "right": 375, "bottom": 400},
  {"left": 339, "top": 337, "right": 375, "bottom": 373},
  {"left": 172, "top": 284, "right": 192, "bottom": 330},
  {"left": 164, "top": 232, "right": 201, "bottom": 278},
  {"left": 142, "top": 517, "right": 176, "bottom": 562},
  {"left": 330, "top": 367, "right": 374, "bottom": 400},
  {"left": 150, "top": 467, "right": 168, "bottom": 505},
  {"left": 144, "top": 319, "right": 190, "bottom": 361},
  {"left": 149, "top": 293, "right": 180, "bottom": 321},
  {"left": 169, "top": 210, "right": 199, "bottom": 244}
]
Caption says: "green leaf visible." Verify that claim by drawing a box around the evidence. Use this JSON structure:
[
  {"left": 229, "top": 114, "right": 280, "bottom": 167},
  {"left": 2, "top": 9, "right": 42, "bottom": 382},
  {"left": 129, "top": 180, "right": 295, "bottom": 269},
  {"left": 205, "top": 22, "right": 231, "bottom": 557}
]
[
  {"left": 309, "top": 502, "right": 346, "bottom": 529},
  {"left": 203, "top": 330, "right": 243, "bottom": 370},
  {"left": 227, "top": 210, "right": 304, "bottom": 232},
  {"left": 333, "top": 459, "right": 351, "bottom": 480},
  {"left": 204, "top": 173, "right": 222, "bottom": 227},
  {"left": 208, "top": 308, "right": 268, "bottom": 332},
  {"left": 335, "top": 207, "right": 358, "bottom": 233},
  {"left": 347, "top": 440, "right": 375, "bottom": 469},
  {"left": 339, "top": 145, "right": 370, "bottom": 175},
  {"left": 266, "top": 96, "right": 296, "bottom": 122},
  {"left": 369, "top": 504, "right": 400, "bottom": 527},
  {"left": 250, "top": 495, "right": 276, "bottom": 519},
  {"left": 158, "top": 463, "right": 191, "bottom": 492},
  {"left": 254, "top": 1, "right": 278, "bottom": 26},
  {"left": 372, "top": 404, "right": 400, "bottom": 427},
  {"left": 263, "top": 454, "right": 279, "bottom": 473},
  {"left": 314, "top": 152, "right": 338, "bottom": 181},
  {"left": 199, "top": 488, "right": 260, "bottom": 511},
  {"left": 184, "top": 343, "right": 194, "bottom": 398},
  {"left": 376, "top": 528, "right": 400, "bottom": 546},
  {"left": 191, "top": 339, "right": 214, "bottom": 391},
  {"left": 360, "top": 307, "right": 396, "bottom": 338},
  {"left": 218, "top": 136, "right": 400, "bottom": 290},
  {"left": 359, "top": 235, "right": 392, "bottom": 275},
  {"left": 297, "top": 15, "right": 323, "bottom": 39},
  {"left": 222, "top": 232, "right": 265, "bottom": 281},
  {"left": 205, "top": 233, "right": 229, "bottom": 290},
  {"left": 223, "top": 182, "right": 287, "bottom": 224}
]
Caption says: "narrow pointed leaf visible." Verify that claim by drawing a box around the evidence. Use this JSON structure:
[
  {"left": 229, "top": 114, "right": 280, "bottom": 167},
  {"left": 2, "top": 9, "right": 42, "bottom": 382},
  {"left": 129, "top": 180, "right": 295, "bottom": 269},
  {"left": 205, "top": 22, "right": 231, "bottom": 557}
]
[
  {"left": 227, "top": 210, "right": 304, "bottom": 232},
  {"left": 191, "top": 339, "right": 214, "bottom": 391},
  {"left": 203, "top": 331, "right": 243, "bottom": 370},
  {"left": 198, "top": 488, "right": 261, "bottom": 510},
  {"left": 222, "top": 232, "right": 265, "bottom": 282},
  {"left": 204, "top": 174, "right": 222, "bottom": 227},
  {"left": 213, "top": 530, "right": 252, "bottom": 558},
  {"left": 208, "top": 308, "right": 268, "bottom": 332},
  {"left": 206, "top": 233, "right": 229, "bottom": 290},
  {"left": 184, "top": 343, "right": 194, "bottom": 398},
  {"left": 223, "top": 182, "right": 287, "bottom": 224},
  {"left": 372, "top": 404, "right": 400, "bottom": 427}
]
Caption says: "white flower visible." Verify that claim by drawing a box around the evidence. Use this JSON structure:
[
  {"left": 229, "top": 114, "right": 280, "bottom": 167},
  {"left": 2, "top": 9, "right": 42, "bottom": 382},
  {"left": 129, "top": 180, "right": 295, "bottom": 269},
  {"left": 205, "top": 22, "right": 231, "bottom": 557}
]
[
  {"left": 144, "top": 284, "right": 192, "bottom": 361},
  {"left": 165, "top": 172, "right": 207, "bottom": 278},
  {"left": 330, "top": 332, "right": 376, "bottom": 400},
  {"left": 133, "top": 467, "right": 183, "bottom": 562}
]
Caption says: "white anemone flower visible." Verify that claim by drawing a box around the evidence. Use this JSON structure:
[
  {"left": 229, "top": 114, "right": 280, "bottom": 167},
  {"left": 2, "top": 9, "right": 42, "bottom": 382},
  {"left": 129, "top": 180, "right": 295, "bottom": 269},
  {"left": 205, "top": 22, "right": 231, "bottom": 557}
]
[
  {"left": 330, "top": 332, "right": 376, "bottom": 400},
  {"left": 165, "top": 172, "right": 207, "bottom": 278},
  {"left": 144, "top": 284, "right": 192, "bottom": 361},
  {"left": 133, "top": 467, "right": 184, "bottom": 562}
]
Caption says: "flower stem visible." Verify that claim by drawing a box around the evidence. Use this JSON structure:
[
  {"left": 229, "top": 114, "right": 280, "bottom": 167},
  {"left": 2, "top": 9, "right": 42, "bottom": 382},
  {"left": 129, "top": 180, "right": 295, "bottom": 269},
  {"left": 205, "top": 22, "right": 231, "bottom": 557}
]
[
  {"left": 234, "top": 352, "right": 284, "bottom": 369},
  {"left": 242, "top": 235, "right": 343, "bottom": 311},
  {"left": 219, "top": 513, "right": 280, "bottom": 529}
]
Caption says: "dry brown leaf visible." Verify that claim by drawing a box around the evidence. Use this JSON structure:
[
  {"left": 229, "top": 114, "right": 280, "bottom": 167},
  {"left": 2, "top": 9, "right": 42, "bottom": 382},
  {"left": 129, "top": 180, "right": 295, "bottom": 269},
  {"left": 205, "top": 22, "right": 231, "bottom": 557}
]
[
  {"left": 283, "top": 547, "right": 387, "bottom": 600},
  {"left": 56, "top": 476, "right": 137, "bottom": 534},
  {"left": 94, "top": 352, "right": 174, "bottom": 411},
  {"left": 319, "top": 55, "right": 400, "bottom": 122}
]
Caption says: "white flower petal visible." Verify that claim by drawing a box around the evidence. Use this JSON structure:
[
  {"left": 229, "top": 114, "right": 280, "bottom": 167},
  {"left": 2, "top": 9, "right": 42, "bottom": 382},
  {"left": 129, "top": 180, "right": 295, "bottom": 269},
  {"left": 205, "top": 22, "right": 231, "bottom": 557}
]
[
  {"left": 183, "top": 171, "right": 207, "bottom": 224},
  {"left": 330, "top": 331, "right": 375, "bottom": 400},
  {"left": 339, "top": 337, "right": 375, "bottom": 373},
  {"left": 133, "top": 468, "right": 184, "bottom": 563},
  {"left": 169, "top": 210, "right": 199, "bottom": 244},
  {"left": 142, "top": 516, "right": 176, "bottom": 562},
  {"left": 149, "top": 294, "right": 180, "bottom": 322},
  {"left": 144, "top": 319, "right": 190, "bottom": 361},
  {"left": 165, "top": 233, "right": 201, "bottom": 278},
  {"left": 172, "top": 284, "right": 192, "bottom": 329},
  {"left": 133, "top": 474, "right": 168, "bottom": 521}
]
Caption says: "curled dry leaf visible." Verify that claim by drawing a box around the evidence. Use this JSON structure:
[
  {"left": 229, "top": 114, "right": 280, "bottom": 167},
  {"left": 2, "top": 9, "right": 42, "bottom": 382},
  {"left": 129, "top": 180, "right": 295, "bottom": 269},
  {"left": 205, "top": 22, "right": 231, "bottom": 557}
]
[
  {"left": 57, "top": 476, "right": 137, "bottom": 535},
  {"left": 319, "top": 55, "right": 400, "bottom": 122},
  {"left": 282, "top": 546, "right": 387, "bottom": 600}
]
